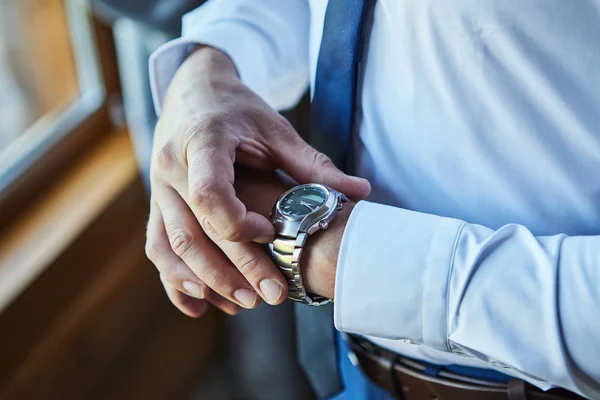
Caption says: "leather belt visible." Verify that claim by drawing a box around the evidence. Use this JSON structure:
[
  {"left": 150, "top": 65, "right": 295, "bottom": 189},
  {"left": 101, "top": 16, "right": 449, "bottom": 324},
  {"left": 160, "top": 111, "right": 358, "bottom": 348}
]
[{"left": 346, "top": 335, "right": 584, "bottom": 400}]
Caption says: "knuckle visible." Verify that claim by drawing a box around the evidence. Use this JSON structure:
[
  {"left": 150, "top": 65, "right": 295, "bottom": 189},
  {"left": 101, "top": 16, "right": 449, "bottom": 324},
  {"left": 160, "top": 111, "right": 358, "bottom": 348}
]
[
  {"left": 236, "top": 254, "right": 261, "bottom": 276},
  {"left": 144, "top": 239, "right": 161, "bottom": 261},
  {"left": 197, "top": 113, "right": 228, "bottom": 131},
  {"left": 199, "top": 218, "right": 250, "bottom": 244},
  {"left": 156, "top": 142, "right": 178, "bottom": 170},
  {"left": 186, "top": 113, "right": 231, "bottom": 142},
  {"left": 266, "top": 114, "right": 293, "bottom": 135},
  {"left": 190, "top": 179, "right": 226, "bottom": 208},
  {"left": 168, "top": 228, "right": 195, "bottom": 257},
  {"left": 310, "top": 150, "right": 334, "bottom": 171},
  {"left": 198, "top": 216, "right": 218, "bottom": 236},
  {"left": 221, "top": 224, "right": 244, "bottom": 242},
  {"left": 203, "top": 269, "right": 228, "bottom": 292}
]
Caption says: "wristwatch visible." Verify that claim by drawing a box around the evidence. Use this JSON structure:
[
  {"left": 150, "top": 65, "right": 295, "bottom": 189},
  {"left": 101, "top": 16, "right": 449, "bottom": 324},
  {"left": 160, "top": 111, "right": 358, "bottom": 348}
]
[{"left": 268, "top": 183, "right": 349, "bottom": 306}]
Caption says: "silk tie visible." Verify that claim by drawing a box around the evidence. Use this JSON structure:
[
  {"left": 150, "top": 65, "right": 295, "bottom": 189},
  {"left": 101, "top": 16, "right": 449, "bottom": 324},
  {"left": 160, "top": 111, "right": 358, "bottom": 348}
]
[
  {"left": 310, "top": 0, "right": 375, "bottom": 169},
  {"left": 296, "top": 0, "right": 375, "bottom": 398}
]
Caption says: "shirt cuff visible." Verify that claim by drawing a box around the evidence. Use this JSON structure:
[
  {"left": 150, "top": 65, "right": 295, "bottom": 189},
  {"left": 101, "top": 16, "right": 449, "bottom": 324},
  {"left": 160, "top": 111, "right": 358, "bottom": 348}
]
[
  {"left": 149, "top": 23, "right": 273, "bottom": 116},
  {"left": 334, "top": 201, "right": 465, "bottom": 352},
  {"left": 149, "top": 38, "right": 198, "bottom": 116}
]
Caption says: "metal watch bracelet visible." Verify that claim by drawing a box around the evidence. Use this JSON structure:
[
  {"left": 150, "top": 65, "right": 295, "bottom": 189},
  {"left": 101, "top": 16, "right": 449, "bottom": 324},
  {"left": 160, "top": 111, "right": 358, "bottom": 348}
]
[
  {"left": 268, "top": 184, "right": 348, "bottom": 306},
  {"left": 270, "top": 232, "right": 331, "bottom": 306}
]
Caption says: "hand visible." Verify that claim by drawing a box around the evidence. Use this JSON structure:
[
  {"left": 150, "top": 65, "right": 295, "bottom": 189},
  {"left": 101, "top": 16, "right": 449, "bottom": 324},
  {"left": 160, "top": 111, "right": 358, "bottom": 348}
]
[{"left": 146, "top": 46, "right": 370, "bottom": 317}]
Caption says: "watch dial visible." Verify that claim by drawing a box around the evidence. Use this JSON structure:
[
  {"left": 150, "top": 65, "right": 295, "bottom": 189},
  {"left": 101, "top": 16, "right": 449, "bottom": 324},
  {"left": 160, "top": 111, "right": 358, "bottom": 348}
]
[{"left": 280, "top": 186, "right": 327, "bottom": 218}]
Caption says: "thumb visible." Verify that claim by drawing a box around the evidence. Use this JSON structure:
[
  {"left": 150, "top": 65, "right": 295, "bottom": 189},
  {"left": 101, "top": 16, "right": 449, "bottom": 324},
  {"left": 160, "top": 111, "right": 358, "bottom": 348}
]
[{"left": 272, "top": 136, "right": 371, "bottom": 200}]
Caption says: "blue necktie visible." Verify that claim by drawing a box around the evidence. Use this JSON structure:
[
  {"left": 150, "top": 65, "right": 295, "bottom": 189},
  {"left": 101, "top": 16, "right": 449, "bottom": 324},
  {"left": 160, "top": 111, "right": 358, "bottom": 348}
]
[
  {"left": 296, "top": 0, "right": 375, "bottom": 398},
  {"left": 310, "top": 0, "right": 375, "bottom": 169}
]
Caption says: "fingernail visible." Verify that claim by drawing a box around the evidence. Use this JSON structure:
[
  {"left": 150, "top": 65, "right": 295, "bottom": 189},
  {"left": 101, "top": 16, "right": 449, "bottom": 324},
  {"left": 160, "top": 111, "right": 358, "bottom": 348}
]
[
  {"left": 260, "top": 279, "right": 283, "bottom": 304},
  {"left": 233, "top": 288, "right": 257, "bottom": 308},
  {"left": 182, "top": 281, "right": 205, "bottom": 299},
  {"left": 255, "top": 235, "right": 274, "bottom": 244}
]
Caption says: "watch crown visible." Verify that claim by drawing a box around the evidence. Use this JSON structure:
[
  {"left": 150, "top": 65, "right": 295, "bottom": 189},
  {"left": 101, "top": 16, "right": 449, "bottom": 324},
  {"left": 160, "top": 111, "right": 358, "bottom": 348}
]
[
  {"left": 268, "top": 211, "right": 273, "bottom": 217},
  {"left": 337, "top": 202, "right": 343, "bottom": 211},
  {"left": 319, "top": 220, "right": 329, "bottom": 229}
]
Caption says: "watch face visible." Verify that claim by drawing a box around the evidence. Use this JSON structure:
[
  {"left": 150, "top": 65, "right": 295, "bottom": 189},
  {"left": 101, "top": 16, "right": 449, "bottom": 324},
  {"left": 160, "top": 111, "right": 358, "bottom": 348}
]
[{"left": 279, "top": 186, "right": 328, "bottom": 218}]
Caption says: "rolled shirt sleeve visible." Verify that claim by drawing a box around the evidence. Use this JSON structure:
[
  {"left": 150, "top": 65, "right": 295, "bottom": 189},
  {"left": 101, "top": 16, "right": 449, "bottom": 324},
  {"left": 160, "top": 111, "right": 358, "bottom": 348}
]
[
  {"left": 335, "top": 200, "right": 600, "bottom": 399},
  {"left": 149, "top": 0, "right": 310, "bottom": 115}
]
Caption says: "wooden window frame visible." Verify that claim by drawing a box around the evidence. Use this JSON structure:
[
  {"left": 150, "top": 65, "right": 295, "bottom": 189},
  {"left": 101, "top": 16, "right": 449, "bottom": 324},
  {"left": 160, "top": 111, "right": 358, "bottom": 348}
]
[
  {"left": 0, "top": 4, "right": 222, "bottom": 395},
  {"left": 0, "top": 0, "right": 121, "bottom": 230}
]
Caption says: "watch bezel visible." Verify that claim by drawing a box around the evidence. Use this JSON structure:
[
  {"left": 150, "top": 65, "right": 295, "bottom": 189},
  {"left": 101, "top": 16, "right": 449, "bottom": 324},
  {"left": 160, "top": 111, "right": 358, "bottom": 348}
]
[
  {"left": 275, "top": 183, "right": 331, "bottom": 221},
  {"left": 271, "top": 183, "right": 342, "bottom": 237},
  {"left": 269, "top": 183, "right": 349, "bottom": 306}
]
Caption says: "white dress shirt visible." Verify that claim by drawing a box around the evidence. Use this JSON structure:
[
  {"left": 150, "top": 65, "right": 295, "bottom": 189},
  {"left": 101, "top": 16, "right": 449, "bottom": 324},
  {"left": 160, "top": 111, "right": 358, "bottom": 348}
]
[{"left": 149, "top": 1, "right": 600, "bottom": 397}]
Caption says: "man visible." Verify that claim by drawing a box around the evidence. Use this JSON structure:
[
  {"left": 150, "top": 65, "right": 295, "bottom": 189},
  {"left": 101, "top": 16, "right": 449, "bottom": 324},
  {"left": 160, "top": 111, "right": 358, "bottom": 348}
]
[{"left": 146, "top": 0, "right": 600, "bottom": 399}]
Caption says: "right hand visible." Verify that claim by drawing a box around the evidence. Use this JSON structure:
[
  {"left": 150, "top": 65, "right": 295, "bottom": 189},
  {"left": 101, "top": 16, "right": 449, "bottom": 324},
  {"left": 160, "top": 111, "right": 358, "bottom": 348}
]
[{"left": 145, "top": 46, "right": 371, "bottom": 317}]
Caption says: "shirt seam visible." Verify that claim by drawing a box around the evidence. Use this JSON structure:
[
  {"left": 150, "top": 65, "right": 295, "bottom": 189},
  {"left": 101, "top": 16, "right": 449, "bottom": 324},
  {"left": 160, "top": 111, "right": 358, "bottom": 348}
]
[{"left": 445, "top": 221, "right": 467, "bottom": 354}]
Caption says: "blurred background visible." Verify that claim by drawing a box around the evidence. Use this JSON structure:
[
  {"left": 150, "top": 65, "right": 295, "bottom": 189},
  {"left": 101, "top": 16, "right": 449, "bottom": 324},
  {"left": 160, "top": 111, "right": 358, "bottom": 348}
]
[{"left": 0, "top": 0, "right": 312, "bottom": 399}]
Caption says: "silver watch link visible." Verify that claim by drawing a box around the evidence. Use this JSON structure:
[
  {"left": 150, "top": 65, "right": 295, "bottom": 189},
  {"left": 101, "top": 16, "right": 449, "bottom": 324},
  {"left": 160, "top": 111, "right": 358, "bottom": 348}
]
[{"left": 268, "top": 183, "right": 348, "bottom": 306}]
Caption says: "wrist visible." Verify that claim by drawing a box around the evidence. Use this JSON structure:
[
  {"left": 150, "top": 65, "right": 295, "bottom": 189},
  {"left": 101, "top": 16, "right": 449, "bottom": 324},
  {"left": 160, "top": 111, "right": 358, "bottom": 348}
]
[
  {"left": 185, "top": 45, "right": 239, "bottom": 80},
  {"left": 166, "top": 46, "right": 240, "bottom": 105},
  {"left": 235, "top": 170, "right": 354, "bottom": 302},
  {"left": 162, "top": 44, "right": 244, "bottom": 120},
  {"left": 301, "top": 203, "right": 354, "bottom": 300}
]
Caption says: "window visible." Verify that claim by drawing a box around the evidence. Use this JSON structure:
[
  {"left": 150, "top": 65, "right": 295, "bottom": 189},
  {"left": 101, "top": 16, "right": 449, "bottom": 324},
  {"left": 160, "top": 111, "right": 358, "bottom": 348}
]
[
  {"left": 0, "top": 0, "right": 78, "bottom": 150},
  {"left": 0, "top": 0, "right": 118, "bottom": 227}
]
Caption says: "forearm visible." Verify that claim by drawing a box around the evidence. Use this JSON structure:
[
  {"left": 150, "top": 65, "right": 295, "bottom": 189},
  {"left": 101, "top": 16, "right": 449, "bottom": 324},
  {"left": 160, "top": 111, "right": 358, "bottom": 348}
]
[
  {"left": 331, "top": 201, "right": 600, "bottom": 398},
  {"left": 150, "top": 0, "right": 310, "bottom": 114},
  {"left": 237, "top": 170, "right": 600, "bottom": 398}
]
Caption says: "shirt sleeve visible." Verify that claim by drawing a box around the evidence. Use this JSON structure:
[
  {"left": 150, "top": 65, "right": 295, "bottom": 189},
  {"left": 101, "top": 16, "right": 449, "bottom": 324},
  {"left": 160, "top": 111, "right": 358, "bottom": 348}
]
[
  {"left": 149, "top": 0, "right": 310, "bottom": 115},
  {"left": 335, "top": 201, "right": 600, "bottom": 399}
]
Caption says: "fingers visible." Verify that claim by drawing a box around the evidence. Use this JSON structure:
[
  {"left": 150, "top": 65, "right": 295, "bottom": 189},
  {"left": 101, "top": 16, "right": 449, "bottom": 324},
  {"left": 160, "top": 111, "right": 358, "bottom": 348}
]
[
  {"left": 147, "top": 201, "right": 243, "bottom": 315},
  {"left": 162, "top": 276, "right": 242, "bottom": 316},
  {"left": 161, "top": 277, "right": 208, "bottom": 318},
  {"left": 204, "top": 229, "right": 288, "bottom": 306},
  {"left": 272, "top": 134, "right": 371, "bottom": 200},
  {"left": 185, "top": 133, "right": 274, "bottom": 243},
  {"left": 156, "top": 185, "right": 261, "bottom": 309},
  {"left": 146, "top": 202, "right": 208, "bottom": 299}
]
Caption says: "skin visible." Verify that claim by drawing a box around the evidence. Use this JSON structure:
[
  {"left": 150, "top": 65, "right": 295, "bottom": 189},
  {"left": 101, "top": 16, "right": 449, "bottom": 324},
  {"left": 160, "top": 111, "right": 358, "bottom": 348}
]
[{"left": 146, "top": 46, "right": 370, "bottom": 317}]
